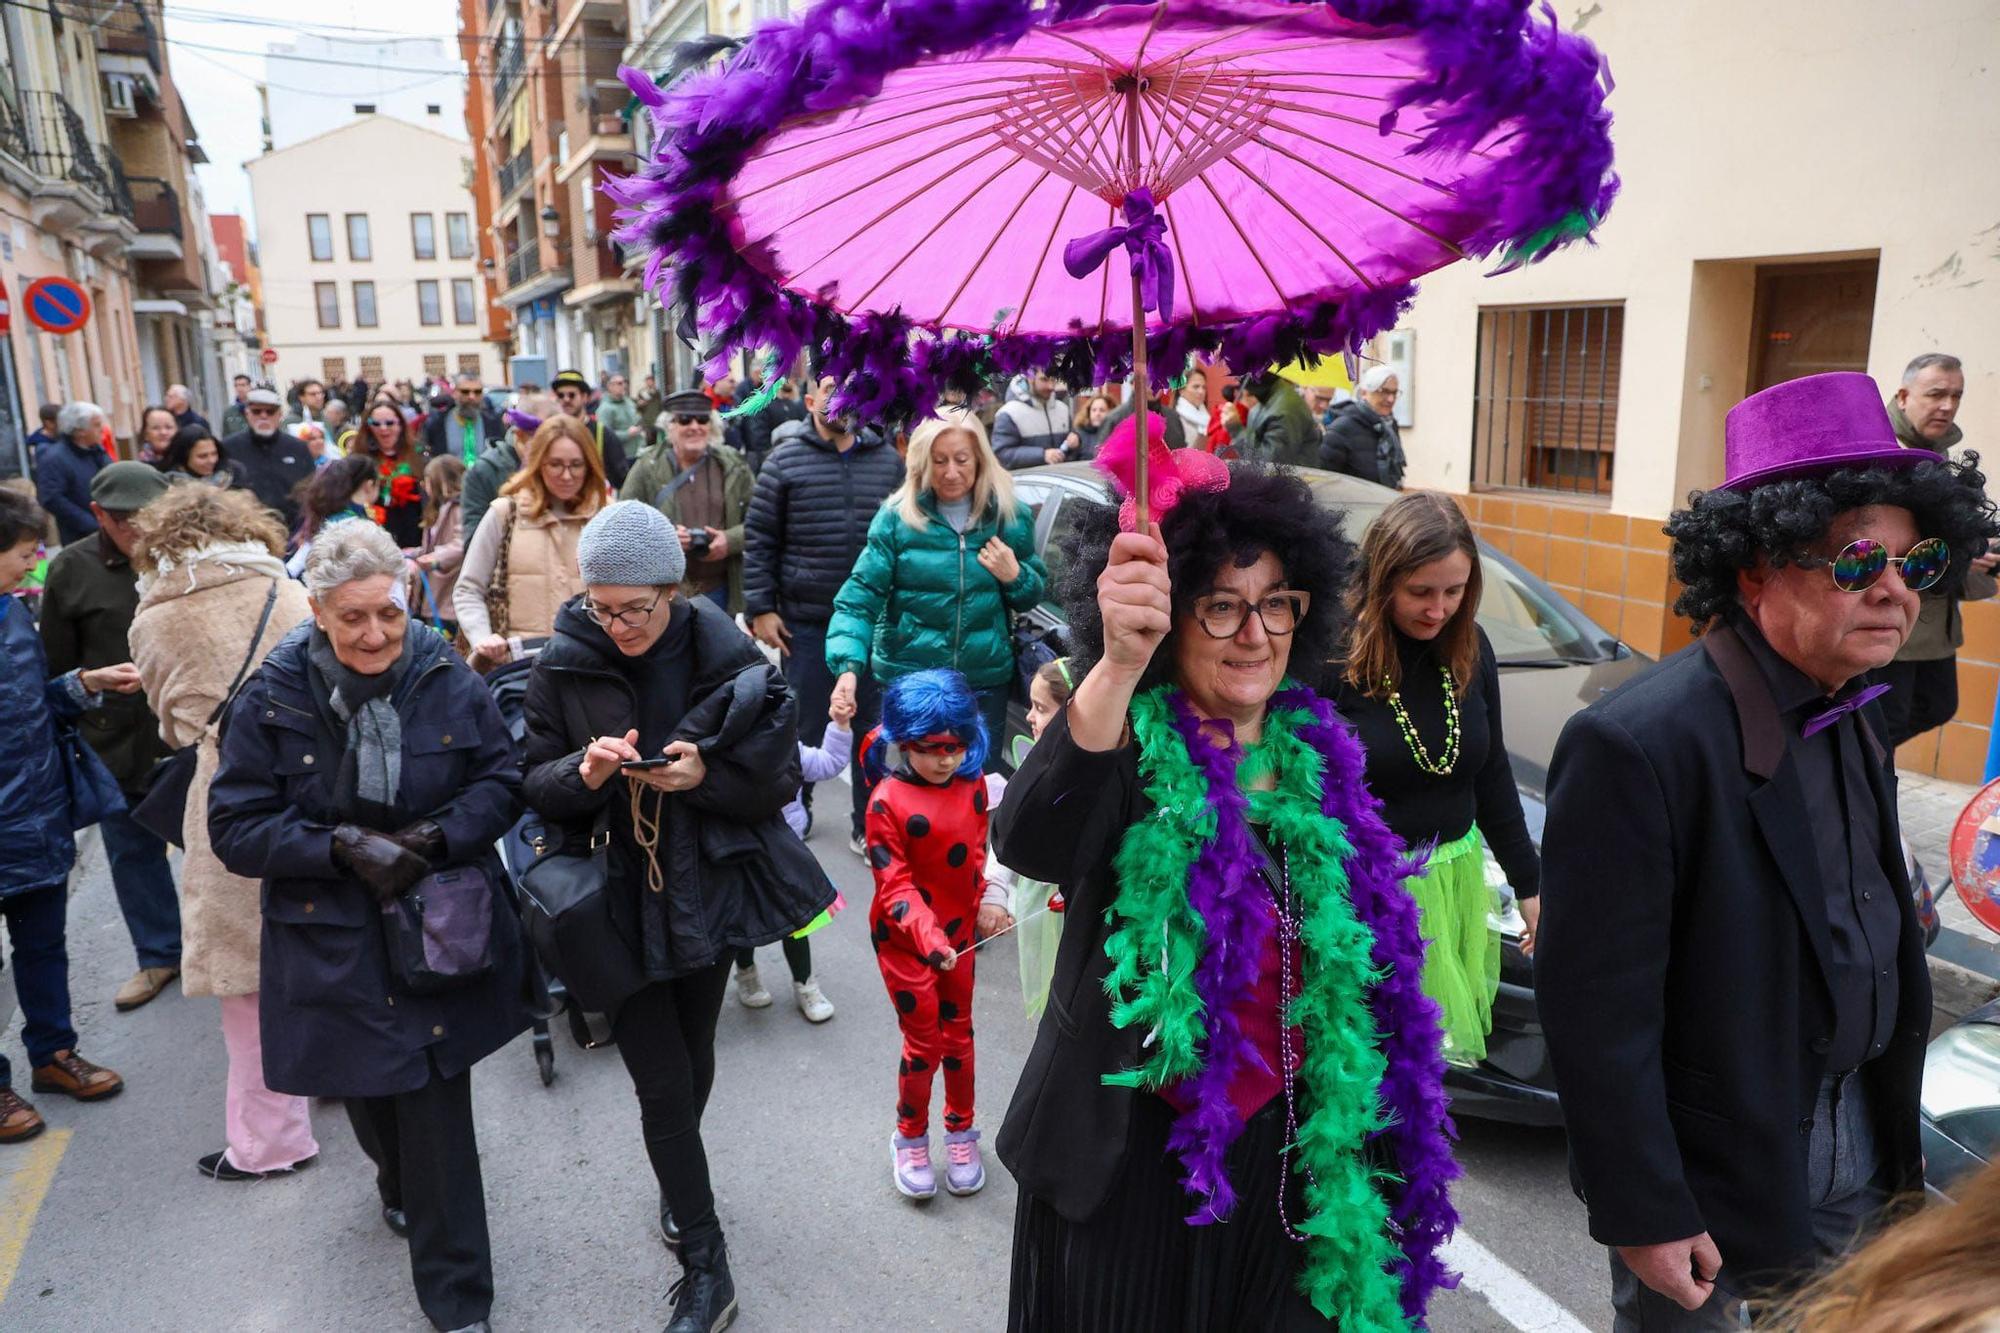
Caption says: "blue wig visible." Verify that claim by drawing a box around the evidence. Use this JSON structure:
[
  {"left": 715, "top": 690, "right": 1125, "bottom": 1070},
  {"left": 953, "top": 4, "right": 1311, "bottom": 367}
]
[{"left": 865, "top": 668, "right": 989, "bottom": 779}]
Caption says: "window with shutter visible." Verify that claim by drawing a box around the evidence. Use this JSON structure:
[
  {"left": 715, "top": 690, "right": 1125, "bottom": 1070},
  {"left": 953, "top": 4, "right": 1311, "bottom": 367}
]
[{"left": 1471, "top": 303, "right": 1624, "bottom": 497}]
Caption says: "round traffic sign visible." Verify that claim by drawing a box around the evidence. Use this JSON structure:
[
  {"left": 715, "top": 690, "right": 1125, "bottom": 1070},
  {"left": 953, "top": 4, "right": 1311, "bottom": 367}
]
[
  {"left": 261, "top": 347, "right": 279, "bottom": 365},
  {"left": 22, "top": 277, "right": 91, "bottom": 335},
  {"left": 1947, "top": 778, "right": 2000, "bottom": 937}
]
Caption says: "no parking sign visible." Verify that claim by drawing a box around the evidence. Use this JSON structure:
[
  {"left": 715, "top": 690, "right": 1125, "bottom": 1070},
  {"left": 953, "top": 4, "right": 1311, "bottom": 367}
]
[{"left": 23, "top": 276, "right": 91, "bottom": 335}]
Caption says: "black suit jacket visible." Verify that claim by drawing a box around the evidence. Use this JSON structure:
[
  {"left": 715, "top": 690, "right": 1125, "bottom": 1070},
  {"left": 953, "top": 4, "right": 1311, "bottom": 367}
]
[
  {"left": 424, "top": 407, "right": 508, "bottom": 459},
  {"left": 1536, "top": 624, "right": 1928, "bottom": 1292}
]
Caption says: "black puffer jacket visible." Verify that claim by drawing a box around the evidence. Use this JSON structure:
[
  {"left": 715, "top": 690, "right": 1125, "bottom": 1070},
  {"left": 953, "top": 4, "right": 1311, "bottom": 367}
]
[
  {"left": 1319, "top": 400, "right": 1407, "bottom": 489},
  {"left": 741, "top": 418, "right": 905, "bottom": 625},
  {"left": 520, "top": 598, "right": 835, "bottom": 983},
  {"left": 741, "top": 396, "right": 807, "bottom": 474}
]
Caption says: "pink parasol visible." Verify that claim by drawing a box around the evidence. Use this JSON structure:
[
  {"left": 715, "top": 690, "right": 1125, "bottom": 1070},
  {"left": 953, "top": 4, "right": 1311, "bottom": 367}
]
[{"left": 614, "top": 0, "right": 1614, "bottom": 522}]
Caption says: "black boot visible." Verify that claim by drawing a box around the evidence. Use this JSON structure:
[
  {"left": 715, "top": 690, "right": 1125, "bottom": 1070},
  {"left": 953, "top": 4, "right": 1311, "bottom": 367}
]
[
  {"left": 659, "top": 1195, "right": 681, "bottom": 1251},
  {"left": 664, "top": 1232, "right": 736, "bottom": 1333}
]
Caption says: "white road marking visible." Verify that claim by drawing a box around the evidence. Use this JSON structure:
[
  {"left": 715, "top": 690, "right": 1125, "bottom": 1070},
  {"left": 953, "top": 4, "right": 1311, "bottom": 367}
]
[{"left": 1444, "top": 1230, "right": 1593, "bottom": 1333}]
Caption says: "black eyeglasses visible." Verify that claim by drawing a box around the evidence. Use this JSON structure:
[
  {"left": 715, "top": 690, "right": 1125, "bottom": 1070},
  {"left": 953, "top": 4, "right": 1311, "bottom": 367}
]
[
  {"left": 369, "top": 418, "right": 401, "bottom": 429},
  {"left": 583, "top": 594, "right": 663, "bottom": 628},
  {"left": 671, "top": 414, "right": 707, "bottom": 426},
  {"left": 1191, "top": 590, "right": 1310, "bottom": 639},
  {"left": 1799, "top": 537, "right": 1949, "bottom": 593}
]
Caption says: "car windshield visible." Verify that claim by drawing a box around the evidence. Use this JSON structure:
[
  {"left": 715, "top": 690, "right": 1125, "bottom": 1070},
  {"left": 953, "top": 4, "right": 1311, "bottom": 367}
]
[{"left": 1030, "top": 477, "right": 1614, "bottom": 665}]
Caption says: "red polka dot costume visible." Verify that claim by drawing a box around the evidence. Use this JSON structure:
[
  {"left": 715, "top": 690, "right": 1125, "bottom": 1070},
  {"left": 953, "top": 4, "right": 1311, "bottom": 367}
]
[{"left": 866, "top": 767, "right": 991, "bottom": 1140}]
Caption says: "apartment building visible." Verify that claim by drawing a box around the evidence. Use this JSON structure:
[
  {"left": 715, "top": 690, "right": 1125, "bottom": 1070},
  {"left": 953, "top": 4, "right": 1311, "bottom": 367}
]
[{"left": 247, "top": 115, "right": 500, "bottom": 389}]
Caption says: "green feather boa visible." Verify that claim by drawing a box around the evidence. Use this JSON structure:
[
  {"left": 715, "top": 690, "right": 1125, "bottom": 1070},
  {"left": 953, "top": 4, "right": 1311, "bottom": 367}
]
[{"left": 1103, "top": 687, "right": 1414, "bottom": 1330}]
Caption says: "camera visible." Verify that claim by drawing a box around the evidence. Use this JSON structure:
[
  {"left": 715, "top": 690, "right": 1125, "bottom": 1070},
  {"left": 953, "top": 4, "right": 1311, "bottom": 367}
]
[{"left": 687, "top": 529, "right": 712, "bottom": 558}]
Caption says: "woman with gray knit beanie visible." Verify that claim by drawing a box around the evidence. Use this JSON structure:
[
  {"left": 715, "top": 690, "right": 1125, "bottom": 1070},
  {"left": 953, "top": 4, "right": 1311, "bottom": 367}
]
[{"left": 520, "top": 501, "right": 834, "bottom": 1333}]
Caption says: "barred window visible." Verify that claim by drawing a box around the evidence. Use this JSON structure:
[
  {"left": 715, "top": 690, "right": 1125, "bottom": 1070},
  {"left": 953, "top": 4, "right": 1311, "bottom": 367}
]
[
  {"left": 322, "top": 357, "right": 347, "bottom": 384},
  {"left": 359, "top": 355, "right": 384, "bottom": 382},
  {"left": 457, "top": 353, "right": 481, "bottom": 376},
  {"left": 1471, "top": 303, "right": 1623, "bottom": 497},
  {"left": 423, "top": 354, "right": 448, "bottom": 379}
]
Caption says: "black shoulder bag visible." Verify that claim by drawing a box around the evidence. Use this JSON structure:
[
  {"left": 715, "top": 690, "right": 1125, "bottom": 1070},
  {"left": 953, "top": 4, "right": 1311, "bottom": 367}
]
[
  {"left": 130, "top": 581, "right": 279, "bottom": 847},
  {"left": 517, "top": 803, "right": 648, "bottom": 1015}
]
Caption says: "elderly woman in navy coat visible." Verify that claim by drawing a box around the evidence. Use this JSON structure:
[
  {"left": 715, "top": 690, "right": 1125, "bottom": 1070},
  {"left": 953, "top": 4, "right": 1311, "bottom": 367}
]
[{"left": 208, "top": 520, "right": 529, "bottom": 1333}]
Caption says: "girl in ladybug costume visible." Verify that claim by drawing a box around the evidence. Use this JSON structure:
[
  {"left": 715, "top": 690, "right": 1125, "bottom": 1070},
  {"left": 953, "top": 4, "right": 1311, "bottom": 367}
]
[{"left": 863, "top": 668, "right": 1011, "bottom": 1200}]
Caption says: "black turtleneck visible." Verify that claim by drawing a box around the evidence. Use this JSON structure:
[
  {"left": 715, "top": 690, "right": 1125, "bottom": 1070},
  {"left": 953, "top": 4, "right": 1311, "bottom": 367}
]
[{"left": 1332, "top": 625, "right": 1541, "bottom": 897}]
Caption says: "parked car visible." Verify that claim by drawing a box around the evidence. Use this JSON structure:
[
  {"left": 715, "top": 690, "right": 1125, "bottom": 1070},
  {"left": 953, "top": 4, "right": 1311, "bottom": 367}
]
[
  {"left": 1922, "top": 996, "right": 2000, "bottom": 1199},
  {"left": 1004, "top": 462, "right": 1649, "bottom": 1124}
]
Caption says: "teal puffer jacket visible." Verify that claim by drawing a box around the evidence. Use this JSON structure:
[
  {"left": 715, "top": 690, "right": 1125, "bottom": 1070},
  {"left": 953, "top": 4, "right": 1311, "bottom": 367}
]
[{"left": 826, "top": 493, "right": 1047, "bottom": 689}]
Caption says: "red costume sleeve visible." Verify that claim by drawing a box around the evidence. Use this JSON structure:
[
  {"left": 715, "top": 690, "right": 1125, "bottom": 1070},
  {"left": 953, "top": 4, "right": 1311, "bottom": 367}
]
[{"left": 867, "top": 794, "right": 954, "bottom": 966}]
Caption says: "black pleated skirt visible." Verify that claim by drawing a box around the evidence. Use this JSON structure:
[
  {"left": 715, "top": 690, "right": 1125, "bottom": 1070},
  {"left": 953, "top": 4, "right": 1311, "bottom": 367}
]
[{"left": 1008, "top": 1093, "right": 1335, "bottom": 1332}]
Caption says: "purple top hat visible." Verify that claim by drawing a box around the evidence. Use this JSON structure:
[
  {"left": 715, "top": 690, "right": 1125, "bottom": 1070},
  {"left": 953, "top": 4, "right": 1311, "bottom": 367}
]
[{"left": 1720, "top": 371, "right": 1923, "bottom": 491}]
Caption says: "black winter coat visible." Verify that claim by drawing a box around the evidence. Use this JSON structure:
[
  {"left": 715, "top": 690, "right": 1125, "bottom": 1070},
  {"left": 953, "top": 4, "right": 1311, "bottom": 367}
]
[
  {"left": 1319, "top": 400, "right": 1406, "bottom": 488},
  {"left": 520, "top": 598, "right": 835, "bottom": 984},
  {"left": 208, "top": 624, "right": 533, "bottom": 1099},
  {"left": 222, "top": 428, "right": 316, "bottom": 533},
  {"left": 741, "top": 419, "right": 904, "bottom": 625},
  {"left": 741, "top": 397, "right": 807, "bottom": 473},
  {"left": 1536, "top": 623, "right": 1928, "bottom": 1292}
]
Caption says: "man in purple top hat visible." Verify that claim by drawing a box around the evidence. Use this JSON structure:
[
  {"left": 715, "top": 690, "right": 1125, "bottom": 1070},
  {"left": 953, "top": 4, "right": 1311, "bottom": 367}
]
[{"left": 1536, "top": 372, "right": 1999, "bottom": 1328}]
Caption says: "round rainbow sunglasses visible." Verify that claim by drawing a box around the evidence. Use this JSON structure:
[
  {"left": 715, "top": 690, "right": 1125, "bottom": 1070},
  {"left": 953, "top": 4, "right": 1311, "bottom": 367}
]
[{"left": 1803, "top": 537, "right": 1949, "bottom": 593}]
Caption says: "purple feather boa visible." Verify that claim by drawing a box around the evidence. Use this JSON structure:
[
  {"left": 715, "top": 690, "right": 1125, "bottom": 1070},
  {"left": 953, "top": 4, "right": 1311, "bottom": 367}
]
[
  {"left": 1162, "top": 692, "right": 1276, "bottom": 1222},
  {"left": 1276, "top": 684, "right": 1463, "bottom": 1318},
  {"left": 611, "top": 0, "right": 1617, "bottom": 424}
]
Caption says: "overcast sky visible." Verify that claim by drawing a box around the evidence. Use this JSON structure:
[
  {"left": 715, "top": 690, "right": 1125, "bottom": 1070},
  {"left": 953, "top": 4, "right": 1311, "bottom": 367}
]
[{"left": 166, "top": 0, "right": 463, "bottom": 226}]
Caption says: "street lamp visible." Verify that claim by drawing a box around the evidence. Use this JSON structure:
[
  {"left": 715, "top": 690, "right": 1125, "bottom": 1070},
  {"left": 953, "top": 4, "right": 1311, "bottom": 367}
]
[{"left": 539, "top": 204, "right": 560, "bottom": 239}]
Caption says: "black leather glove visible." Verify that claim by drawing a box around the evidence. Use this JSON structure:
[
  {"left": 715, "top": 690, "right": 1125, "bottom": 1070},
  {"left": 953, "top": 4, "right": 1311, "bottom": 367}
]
[
  {"left": 387, "top": 819, "right": 448, "bottom": 866},
  {"left": 331, "top": 824, "right": 430, "bottom": 903}
]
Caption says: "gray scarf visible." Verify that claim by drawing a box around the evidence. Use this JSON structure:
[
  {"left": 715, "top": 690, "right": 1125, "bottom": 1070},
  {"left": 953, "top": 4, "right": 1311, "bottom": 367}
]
[{"left": 307, "top": 625, "right": 417, "bottom": 827}]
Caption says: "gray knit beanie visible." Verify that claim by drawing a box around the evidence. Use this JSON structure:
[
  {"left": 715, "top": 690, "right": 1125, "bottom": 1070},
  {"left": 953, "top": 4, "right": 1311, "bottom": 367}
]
[{"left": 576, "top": 500, "right": 687, "bottom": 587}]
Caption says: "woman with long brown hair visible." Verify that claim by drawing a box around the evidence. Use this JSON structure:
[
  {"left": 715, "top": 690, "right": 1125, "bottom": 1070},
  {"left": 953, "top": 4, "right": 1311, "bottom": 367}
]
[
  {"left": 353, "top": 394, "right": 426, "bottom": 548},
  {"left": 1333, "top": 491, "right": 1540, "bottom": 1066},
  {"left": 453, "top": 415, "right": 606, "bottom": 668}
]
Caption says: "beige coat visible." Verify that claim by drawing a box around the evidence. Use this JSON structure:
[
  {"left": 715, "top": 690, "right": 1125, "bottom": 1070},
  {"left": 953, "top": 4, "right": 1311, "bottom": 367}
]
[
  {"left": 452, "top": 495, "right": 592, "bottom": 642},
  {"left": 130, "top": 550, "right": 311, "bottom": 998}
]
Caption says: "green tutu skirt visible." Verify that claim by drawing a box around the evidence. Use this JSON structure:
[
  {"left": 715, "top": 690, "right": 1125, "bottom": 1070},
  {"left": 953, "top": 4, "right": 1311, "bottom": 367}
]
[{"left": 1409, "top": 828, "right": 1501, "bottom": 1066}]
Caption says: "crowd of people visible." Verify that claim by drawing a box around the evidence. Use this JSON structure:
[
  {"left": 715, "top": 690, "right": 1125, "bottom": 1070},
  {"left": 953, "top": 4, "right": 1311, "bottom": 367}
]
[{"left": 0, "top": 353, "right": 1994, "bottom": 1333}]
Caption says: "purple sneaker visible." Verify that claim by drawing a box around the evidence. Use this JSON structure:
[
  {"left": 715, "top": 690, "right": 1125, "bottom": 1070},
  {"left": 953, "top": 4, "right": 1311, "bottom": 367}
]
[
  {"left": 892, "top": 1134, "right": 936, "bottom": 1199},
  {"left": 943, "top": 1128, "right": 985, "bottom": 1196}
]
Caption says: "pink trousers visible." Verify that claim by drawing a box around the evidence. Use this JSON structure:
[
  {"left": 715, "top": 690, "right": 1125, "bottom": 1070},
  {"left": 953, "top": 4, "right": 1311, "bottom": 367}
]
[{"left": 219, "top": 993, "right": 319, "bottom": 1172}]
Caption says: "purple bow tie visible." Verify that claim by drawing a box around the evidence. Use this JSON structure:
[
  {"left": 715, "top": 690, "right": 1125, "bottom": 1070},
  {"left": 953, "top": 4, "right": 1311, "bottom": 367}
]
[{"left": 1800, "top": 682, "right": 1892, "bottom": 739}]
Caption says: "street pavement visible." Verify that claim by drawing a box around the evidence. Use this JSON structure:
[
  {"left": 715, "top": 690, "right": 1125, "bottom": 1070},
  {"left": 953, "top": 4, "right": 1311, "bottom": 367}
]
[{"left": 1, "top": 806, "right": 1607, "bottom": 1333}]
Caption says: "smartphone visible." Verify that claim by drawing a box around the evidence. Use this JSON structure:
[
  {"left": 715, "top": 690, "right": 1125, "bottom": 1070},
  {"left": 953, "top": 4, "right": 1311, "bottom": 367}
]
[{"left": 620, "top": 754, "right": 680, "bottom": 771}]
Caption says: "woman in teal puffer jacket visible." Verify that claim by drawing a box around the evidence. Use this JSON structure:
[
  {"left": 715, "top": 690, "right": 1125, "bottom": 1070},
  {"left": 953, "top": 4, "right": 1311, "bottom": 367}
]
[{"left": 827, "top": 409, "right": 1047, "bottom": 761}]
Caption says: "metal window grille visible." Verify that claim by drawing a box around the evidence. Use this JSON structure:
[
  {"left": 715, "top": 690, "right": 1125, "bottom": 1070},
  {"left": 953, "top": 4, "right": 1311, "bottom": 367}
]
[
  {"left": 360, "top": 355, "right": 384, "bottom": 382},
  {"left": 457, "top": 354, "right": 481, "bottom": 376},
  {"left": 1470, "top": 303, "right": 1623, "bottom": 497},
  {"left": 321, "top": 357, "right": 347, "bottom": 384},
  {"left": 424, "top": 355, "right": 448, "bottom": 379}
]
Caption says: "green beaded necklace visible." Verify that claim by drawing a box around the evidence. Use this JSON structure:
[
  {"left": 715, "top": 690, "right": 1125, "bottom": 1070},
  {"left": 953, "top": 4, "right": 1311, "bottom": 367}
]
[{"left": 1384, "top": 660, "right": 1460, "bottom": 776}]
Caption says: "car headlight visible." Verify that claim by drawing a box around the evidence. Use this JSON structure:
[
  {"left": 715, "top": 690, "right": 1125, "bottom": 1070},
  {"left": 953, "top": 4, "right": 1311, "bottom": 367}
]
[{"left": 1922, "top": 1022, "right": 2000, "bottom": 1122}]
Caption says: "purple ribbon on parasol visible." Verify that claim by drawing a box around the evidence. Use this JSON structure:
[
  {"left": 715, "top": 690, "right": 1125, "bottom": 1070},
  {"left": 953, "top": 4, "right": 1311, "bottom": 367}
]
[{"left": 1062, "top": 188, "right": 1175, "bottom": 321}]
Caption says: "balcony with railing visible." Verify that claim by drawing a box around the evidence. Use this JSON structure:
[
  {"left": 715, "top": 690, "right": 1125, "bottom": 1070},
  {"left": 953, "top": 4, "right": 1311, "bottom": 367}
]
[
  {"left": 98, "top": 0, "right": 163, "bottom": 74},
  {"left": 126, "top": 173, "right": 183, "bottom": 258},
  {"left": 490, "top": 36, "right": 526, "bottom": 109},
  {"left": 19, "top": 92, "right": 135, "bottom": 234},
  {"left": 497, "top": 146, "right": 533, "bottom": 202},
  {"left": 504, "top": 245, "right": 542, "bottom": 291}
]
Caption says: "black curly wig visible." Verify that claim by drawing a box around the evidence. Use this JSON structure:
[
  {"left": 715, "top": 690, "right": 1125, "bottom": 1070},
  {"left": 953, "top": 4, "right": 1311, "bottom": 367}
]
[
  {"left": 1054, "top": 466, "right": 1357, "bottom": 696},
  {"left": 1666, "top": 453, "right": 2000, "bottom": 627}
]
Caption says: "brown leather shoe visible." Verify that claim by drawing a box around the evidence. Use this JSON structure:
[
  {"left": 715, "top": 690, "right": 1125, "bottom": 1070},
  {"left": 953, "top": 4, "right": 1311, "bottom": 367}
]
[
  {"left": 29, "top": 1051, "right": 124, "bottom": 1101},
  {"left": 0, "top": 1088, "right": 45, "bottom": 1142},
  {"left": 114, "top": 965, "right": 180, "bottom": 1012}
]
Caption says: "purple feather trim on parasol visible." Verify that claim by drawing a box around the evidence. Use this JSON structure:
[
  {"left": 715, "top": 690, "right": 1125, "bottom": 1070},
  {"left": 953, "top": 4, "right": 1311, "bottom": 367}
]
[
  {"left": 610, "top": 0, "right": 1618, "bottom": 424},
  {"left": 1161, "top": 692, "right": 1277, "bottom": 1222},
  {"left": 1278, "top": 684, "right": 1464, "bottom": 1318}
]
